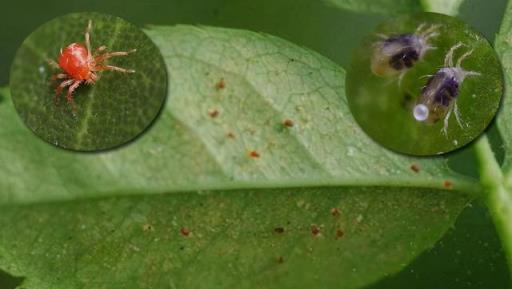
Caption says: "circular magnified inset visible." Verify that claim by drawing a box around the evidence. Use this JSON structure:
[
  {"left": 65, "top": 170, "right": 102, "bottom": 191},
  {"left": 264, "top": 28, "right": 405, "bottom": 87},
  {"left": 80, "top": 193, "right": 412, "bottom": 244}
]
[
  {"left": 10, "top": 12, "right": 167, "bottom": 151},
  {"left": 346, "top": 12, "right": 503, "bottom": 156}
]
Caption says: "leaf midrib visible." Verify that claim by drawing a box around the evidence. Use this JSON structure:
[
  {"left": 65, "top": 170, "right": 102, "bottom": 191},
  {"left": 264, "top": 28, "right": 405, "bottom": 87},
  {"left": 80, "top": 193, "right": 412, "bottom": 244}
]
[{"left": 0, "top": 176, "right": 480, "bottom": 207}]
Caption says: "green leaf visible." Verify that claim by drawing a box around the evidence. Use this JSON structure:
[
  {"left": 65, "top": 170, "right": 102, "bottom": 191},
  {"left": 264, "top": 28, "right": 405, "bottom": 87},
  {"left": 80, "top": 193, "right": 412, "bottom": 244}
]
[
  {"left": 0, "top": 26, "right": 477, "bottom": 288},
  {"left": 496, "top": 1, "right": 512, "bottom": 172},
  {"left": 421, "top": 0, "right": 466, "bottom": 16},
  {"left": 323, "top": 0, "right": 422, "bottom": 14},
  {"left": 9, "top": 12, "right": 167, "bottom": 151}
]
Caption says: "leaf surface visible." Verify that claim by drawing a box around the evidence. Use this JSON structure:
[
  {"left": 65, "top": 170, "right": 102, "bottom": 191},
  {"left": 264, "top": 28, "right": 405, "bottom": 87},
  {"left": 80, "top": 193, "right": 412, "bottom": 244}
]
[{"left": 0, "top": 26, "right": 476, "bottom": 289}]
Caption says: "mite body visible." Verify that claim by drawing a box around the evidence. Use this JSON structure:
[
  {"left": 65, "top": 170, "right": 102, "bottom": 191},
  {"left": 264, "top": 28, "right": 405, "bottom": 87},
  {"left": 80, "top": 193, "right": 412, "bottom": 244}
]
[
  {"left": 48, "top": 20, "right": 136, "bottom": 111},
  {"left": 371, "top": 23, "right": 439, "bottom": 82},
  {"left": 413, "top": 43, "right": 480, "bottom": 136}
]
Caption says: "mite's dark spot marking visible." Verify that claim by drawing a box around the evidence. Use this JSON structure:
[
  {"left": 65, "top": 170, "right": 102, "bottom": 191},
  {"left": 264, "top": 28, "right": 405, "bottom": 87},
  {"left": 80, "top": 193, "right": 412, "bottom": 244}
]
[
  {"left": 180, "top": 227, "right": 191, "bottom": 237},
  {"left": 410, "top": 164, "right": 420, "bottom": 173},
  {"left": 423, "top": 71, "right": 459, "bottom": 107},
  {"left": 289, "top": 58, "right": 296, "bottom": 62},
  {"left": 226, "top": 132, "right": 236, "bottom": 139},
  {"left": 142, "top": 224, "right": 154, "bottom": 232},
  {"left": 249, "top": 150, "right": 260, "bottom": 158},
  {"left": 336, "top": 229, "right": 345, "bottom": 239},
  {"left": 311, "top": 224, "right": 321, "bottom": 236},
  {"left": 216, "top": 78, "right": 226, "bottom": 90},
  {"left": 274, "top": 227, "right": 285, "bottom": 234},
  {"left": 283, "top": 119, "right": 294, "bottom": 128},
  {"left": 443, "top": 180, "right": 453, "bottom": 189},
  {"left": 389, "top": 47, "right": 419, "bottom": 70},
  {"left": 208, "top": 109, "right": 219, "bottom": 118},
  {"left": 179, "top": 246, "right": 185, "bottom": 251},
  {"left": 277, "top": 256, "right": 285, "bottom": 264}
]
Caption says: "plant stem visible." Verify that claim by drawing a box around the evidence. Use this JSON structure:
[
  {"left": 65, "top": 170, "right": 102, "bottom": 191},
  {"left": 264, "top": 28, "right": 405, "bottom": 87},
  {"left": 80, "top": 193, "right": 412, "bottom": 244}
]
[{"left": 474, "top": 135, "right": 512, "bottom": 274}]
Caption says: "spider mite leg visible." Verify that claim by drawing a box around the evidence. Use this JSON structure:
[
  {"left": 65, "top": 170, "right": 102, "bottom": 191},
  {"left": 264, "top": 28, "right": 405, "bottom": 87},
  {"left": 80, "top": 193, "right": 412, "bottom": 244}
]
[
  {"left": 66, "top": 80, "right": 82, "bottom": 112},
  {"left": 54, "top": 79, "right": 74, "bottom": 104},
  {"left": 99, "top": 65, "right": 136, "bottom": 73},
  {"left": 94, "top": 49, "right": 137, "bottom": 63},
  {"left": 85, "top": 19, "right": 92, "bottom": 56},
  {"left": 439, "top": 44, "right": 480, "bottom": 136}
]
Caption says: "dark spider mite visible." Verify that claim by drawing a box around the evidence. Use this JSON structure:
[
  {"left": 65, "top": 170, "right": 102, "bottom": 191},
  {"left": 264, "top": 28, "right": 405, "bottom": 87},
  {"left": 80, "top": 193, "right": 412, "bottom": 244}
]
[
  {"left": 413, "top": 42, "right": 480, "bottom": 136},
  {"left": 371, "top": 23, "right": 439, "bottom": 83}
]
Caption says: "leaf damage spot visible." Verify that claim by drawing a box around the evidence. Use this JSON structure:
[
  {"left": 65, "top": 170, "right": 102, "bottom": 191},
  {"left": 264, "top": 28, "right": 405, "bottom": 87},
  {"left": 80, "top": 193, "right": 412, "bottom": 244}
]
[
  {"left": 248, "top": 150, "right": 260, "bottom": 158},
  {"left": 208, "top": 108, "right": 220, "bottom": 118},
  {"left": 180, "top": 227, "right": 191, "bottom": 237},
  {"left": 215, "top": 78, "right": 226, "bottom": 90},
  {"left": 336, "top": 229, "right": 345, "bottom": 239},
  {"left": 311, "top": 224, "right": 321, "bottom": 237},
  {"left": 331, "top": 208, "right": 340, "bottom": 217},
  {"left": 226, "top": 132, "right": 236, "bottom": 139},
  {"left": 443, "top": 180, "right": 453, "bottom": 189},
  {"left": 410, "top": 164, "right": 420, "bottom": 173},
  {"left": 277, "top": 256, "right": 285, "bottom": 264},
  {"left": 274, "top": 227, "right": 285, "bottom": 234},
  {"left": 142, "top": 224, "right": 154, "bottom": 232},
  {"left": 283, "top": 119, "right": 294, "bottom": 128}
]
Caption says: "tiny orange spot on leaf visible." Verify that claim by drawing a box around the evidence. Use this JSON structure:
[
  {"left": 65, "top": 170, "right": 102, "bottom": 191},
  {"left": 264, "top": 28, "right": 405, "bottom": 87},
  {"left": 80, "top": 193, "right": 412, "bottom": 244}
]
[
  {"left": 180, "top": 227, "right": 191, "bottom": 237},
  {"left": 215, "top": 78, "right": 225, "bottom": 90},
  {"left": 311, "top": 224, "right": 320, "bottom": 236},
  {"left": 208, "top": 108, "right": 219, "bottom": 118},
  {"left": 283, "top": 119, "right": 294, "bottom": 128},
  {"left": 249, "top": 150, "right": 260, "bottom": 158},
  {"left": 336, "top": 229, "right": 345, "bottom": 239},
  {"left": 443, "top": 180, "right": 453, "bottom": 189}
]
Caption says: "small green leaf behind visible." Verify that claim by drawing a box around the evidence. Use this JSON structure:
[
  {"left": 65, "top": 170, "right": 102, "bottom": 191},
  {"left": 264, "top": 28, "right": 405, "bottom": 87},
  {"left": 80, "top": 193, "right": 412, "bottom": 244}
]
[
  {"left": 421, "top": 0, "right": 466, "bottom": 16},
  {"left": 323, "top": 0, "right": 422, "bottom": 14},
  {"left": 0, "top": 26, "right": 477, "bottom": 289},
  {"left": 9, "top": 12, "right": 167, "bottom": 151}
]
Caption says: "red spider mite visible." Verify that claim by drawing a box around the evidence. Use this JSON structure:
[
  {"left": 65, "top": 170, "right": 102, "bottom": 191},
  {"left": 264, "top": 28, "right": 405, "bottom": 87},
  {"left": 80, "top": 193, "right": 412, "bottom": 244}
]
[{"left": 48, "top": 20, "right": 136, "bottom": 111}]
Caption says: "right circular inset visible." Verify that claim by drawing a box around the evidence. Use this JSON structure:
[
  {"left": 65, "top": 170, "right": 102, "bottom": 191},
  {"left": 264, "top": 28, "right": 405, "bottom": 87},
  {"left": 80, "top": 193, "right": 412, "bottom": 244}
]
[{"left": 346, "top": 12, "right": 503, "bottom": 156}]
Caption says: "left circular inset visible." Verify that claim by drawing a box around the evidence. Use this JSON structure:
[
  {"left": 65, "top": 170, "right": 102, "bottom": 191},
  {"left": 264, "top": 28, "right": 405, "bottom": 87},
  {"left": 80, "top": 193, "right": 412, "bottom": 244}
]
[{"left": 9, "top": 12, "right": 168, "bottom": 151}]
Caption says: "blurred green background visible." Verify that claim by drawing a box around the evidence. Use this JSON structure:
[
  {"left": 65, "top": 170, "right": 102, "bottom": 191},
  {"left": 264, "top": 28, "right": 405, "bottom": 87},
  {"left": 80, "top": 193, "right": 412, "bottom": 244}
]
[{"left": 0, "top": 0, "right": 510, "bottom": 288}]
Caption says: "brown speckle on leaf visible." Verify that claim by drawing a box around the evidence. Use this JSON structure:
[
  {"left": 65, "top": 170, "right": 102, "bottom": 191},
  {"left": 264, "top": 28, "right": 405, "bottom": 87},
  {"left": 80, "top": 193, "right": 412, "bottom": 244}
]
[
  {"left": 274, "top": 227, "right": 285, "bottom": 234},
  {"left": 336, "top": 229, "right": 345, "bottom": 239},
  {"left": 277, "top": 256, "right": 285, "bottom": 264},
  {"left": 216, "top": 78, "right": 225, "bottom": 90},
  {"left": 180, "top": 227, "right": 191, "bottom": 237},
  {"left": 311, "top": 224, "right": 321, "bottom": 236},
  {"left": 283, "top": 119, "right": 294, "bottom": 128},
  {"left": 208, "top": 108, "right": 219, "bottom": 118},
  {"left": 226, "top": 132, "right": 236, "bottom": 139},
  {"left": 410, "top": 164, "right": 420, "bottom": 173},
  {"left": 331, "top": 208, "right": 340, "bottom": 217},
  {"left": 249, "top": 150, "right": 260, "bottom": 158},
  {"left": 142, "top": 224, "right": 154, "bottom": 232},
  {"left": 443, "top": 180, "right": 453, "bottom": 189}
]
